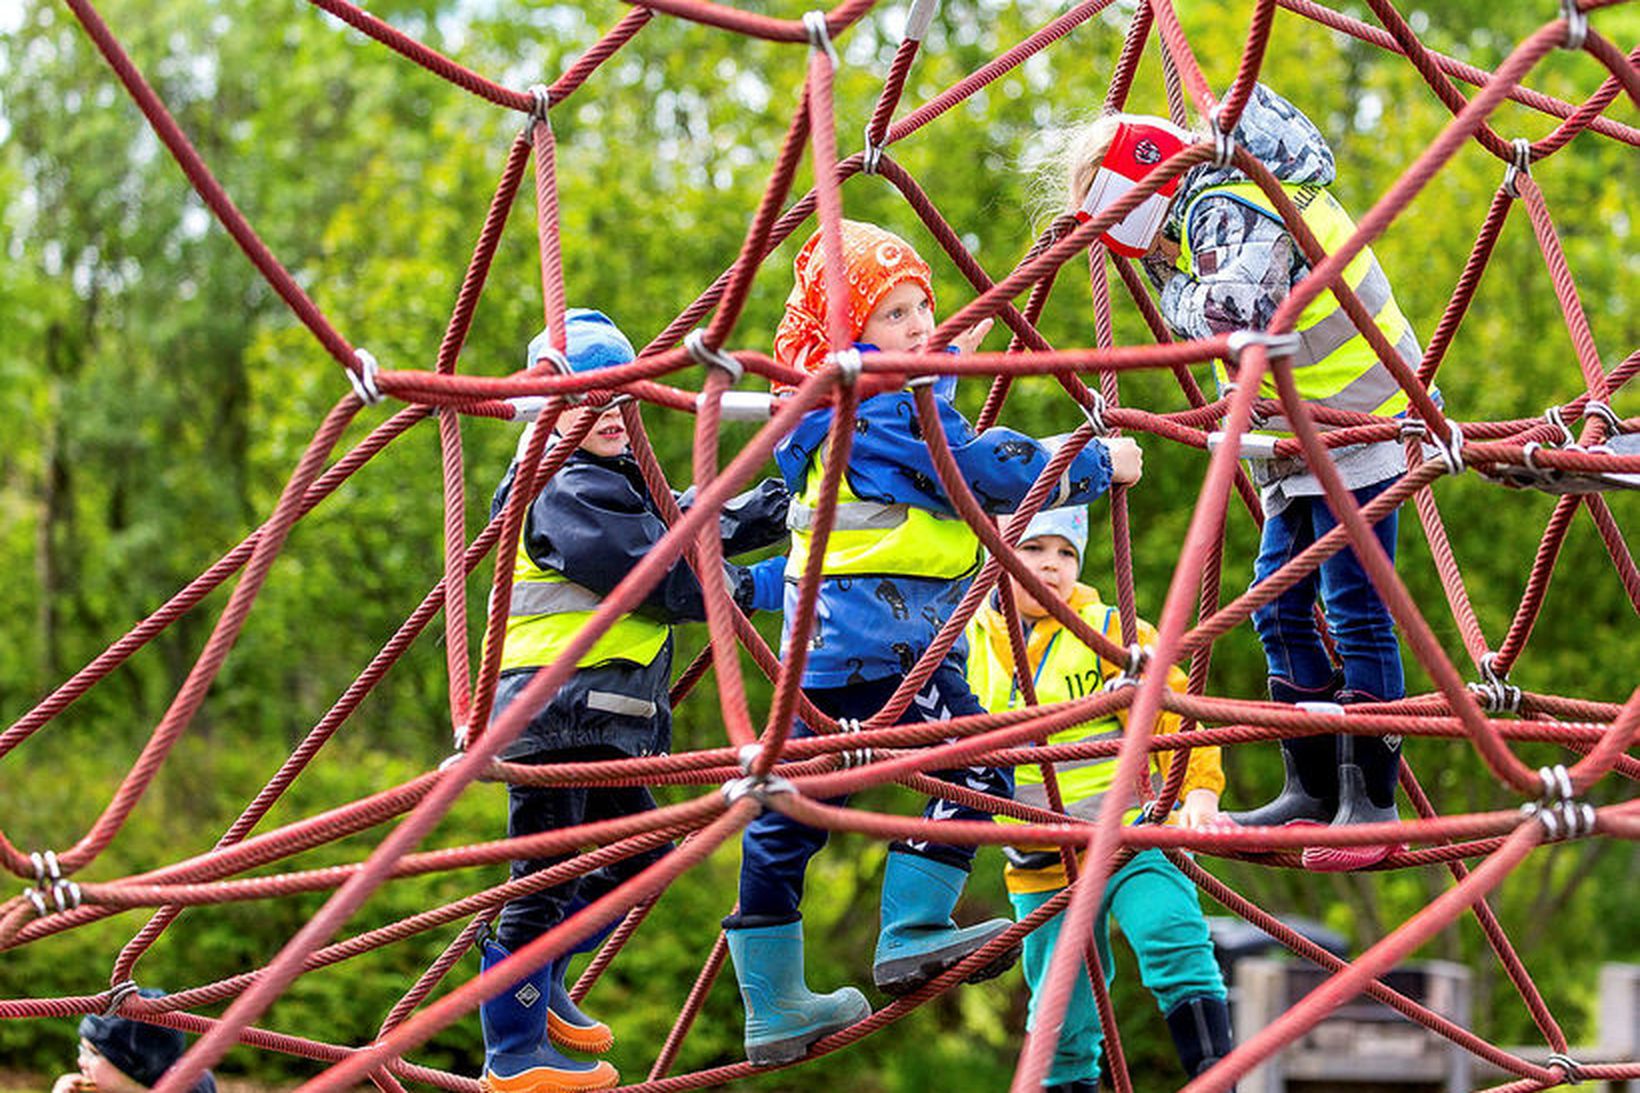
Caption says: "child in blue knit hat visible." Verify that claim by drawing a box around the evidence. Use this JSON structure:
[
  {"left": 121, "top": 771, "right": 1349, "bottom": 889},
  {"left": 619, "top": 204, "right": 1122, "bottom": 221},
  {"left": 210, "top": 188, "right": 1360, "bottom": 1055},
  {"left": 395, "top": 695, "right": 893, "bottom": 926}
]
[
  {"left": 54, "top": 991, "right": 216, "bottom": 1093},
  {"left": 475, "top": 309, "right": 790, "bottom": 1093}
]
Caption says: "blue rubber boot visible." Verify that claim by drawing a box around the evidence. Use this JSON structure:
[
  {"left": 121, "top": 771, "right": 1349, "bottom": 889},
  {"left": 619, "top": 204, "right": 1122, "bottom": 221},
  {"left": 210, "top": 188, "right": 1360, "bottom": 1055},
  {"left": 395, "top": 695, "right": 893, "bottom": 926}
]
[
  {"left": 872, "top": 852, "right": 1020, "bottom": 996},
  {"left": 479, "top": 938, "right": 618, "bottom": 1093},
  {"left": 724, "top": 922, "right": 871, "bottom": 1066},
  {"left": 546, "top": 955, "right": 612, "bottom": 1054}
]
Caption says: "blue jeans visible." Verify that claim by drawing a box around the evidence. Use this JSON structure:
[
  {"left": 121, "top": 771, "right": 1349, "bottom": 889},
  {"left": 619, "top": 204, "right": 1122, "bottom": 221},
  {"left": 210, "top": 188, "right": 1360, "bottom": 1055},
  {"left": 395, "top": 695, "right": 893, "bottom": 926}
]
[
  {"left": 732, "top": 663, "right": 1014, "bottom": 925},
  {"left": 1250, "top": 477, "right": 1405, "bottom": 701}
]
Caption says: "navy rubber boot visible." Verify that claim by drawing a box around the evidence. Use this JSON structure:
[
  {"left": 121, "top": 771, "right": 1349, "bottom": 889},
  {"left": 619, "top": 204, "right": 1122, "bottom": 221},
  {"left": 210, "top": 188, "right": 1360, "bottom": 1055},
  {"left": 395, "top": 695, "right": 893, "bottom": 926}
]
[
  {"left": 1228, "top": 676, "right": 1341, "bottom": 828},
  {"left": 872, "top": 851, "right": 1020, "bottom": 996},
  {"left": 1164, "top": 994, "right": 1236, "bottom": 1087},
  {"left": 545, "top": 954, "right": 612, "bottom": 1055},
  {"left": 479, "top": 938, "right": 617, "bottom": 1093},
  {"left": 724, "top": 921, "right": 871, "bottom": 1066}
]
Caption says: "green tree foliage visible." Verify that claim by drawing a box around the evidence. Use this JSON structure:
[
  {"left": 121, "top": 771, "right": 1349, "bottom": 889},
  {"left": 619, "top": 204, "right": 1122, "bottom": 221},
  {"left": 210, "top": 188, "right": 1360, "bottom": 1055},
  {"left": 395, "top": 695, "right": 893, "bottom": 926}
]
[{"left": 1, "top": 0, "right": 1635, "bottom": 1085}]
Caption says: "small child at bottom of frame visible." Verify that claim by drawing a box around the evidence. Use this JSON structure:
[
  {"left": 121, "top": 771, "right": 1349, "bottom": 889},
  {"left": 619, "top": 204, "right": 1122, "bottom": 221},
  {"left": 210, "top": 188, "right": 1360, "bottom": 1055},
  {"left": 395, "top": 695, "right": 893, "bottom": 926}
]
[
  {"left": 965, "top": 505, "right": 1235, "bottom": 1092},
  {"left": 53, "top": 990, "right": 217, "bottom": 1093},
  {"left": 475, "top": 308, "right": 790, "bottom": 1093}
]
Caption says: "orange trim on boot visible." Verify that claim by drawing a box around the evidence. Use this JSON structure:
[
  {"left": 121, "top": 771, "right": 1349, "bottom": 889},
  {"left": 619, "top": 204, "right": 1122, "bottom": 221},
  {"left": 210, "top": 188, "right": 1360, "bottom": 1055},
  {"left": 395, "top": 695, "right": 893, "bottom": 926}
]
[
  {"left": 480, "top": 1060, "right": 618, "bottom": 1093},
  {"left": 547, "top": 1009, "right": 614, "bottom": 1054}
]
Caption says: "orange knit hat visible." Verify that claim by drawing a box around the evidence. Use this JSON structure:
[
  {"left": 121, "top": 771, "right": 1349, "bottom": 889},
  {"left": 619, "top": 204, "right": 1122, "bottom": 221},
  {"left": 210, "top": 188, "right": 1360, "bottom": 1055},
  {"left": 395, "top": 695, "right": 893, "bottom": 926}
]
[{"left": 772, "top": 220, "right": 935, "bottom": 392}]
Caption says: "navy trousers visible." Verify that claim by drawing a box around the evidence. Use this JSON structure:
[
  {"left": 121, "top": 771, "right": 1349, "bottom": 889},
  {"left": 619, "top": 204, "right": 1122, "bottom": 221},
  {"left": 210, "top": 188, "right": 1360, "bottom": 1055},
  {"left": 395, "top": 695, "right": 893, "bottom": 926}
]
[
  {"left": 497, "top": 744, "right": 673, "bottom": 952},
  {"left": 732, "top": 663, "right": 1014, "bottom": 925}
]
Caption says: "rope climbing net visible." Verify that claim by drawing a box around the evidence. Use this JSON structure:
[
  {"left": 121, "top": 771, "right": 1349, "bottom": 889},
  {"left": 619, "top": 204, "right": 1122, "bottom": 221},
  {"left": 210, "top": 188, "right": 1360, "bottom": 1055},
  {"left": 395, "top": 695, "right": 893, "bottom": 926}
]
[{"left": 3, "top": 1, "right": 1637, "bottom": 1091}]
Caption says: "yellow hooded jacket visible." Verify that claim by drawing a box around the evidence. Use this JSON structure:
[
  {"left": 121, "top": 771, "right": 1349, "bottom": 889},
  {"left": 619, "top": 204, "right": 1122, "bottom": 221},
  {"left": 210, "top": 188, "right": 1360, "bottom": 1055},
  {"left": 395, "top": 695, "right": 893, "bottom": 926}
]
[{"left": 965, "top": 583, "right": 1224, "bottom": 893}]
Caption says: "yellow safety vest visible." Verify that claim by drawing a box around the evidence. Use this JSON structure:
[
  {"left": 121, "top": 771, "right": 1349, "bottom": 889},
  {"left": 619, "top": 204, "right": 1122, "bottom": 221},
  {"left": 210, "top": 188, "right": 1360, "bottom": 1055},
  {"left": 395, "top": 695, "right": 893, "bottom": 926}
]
[
  {"left": 786, "top": 446, "right": 980, "bottom": 580},
  {"left": 498, "top": 538, "right": 668, "bottom": 673},
  {"left": 1182, "top": 181, "right": 1421, "bottom": 435},
  {"left": 965, "top": 589, "right": 1215, "bottom": 825}
]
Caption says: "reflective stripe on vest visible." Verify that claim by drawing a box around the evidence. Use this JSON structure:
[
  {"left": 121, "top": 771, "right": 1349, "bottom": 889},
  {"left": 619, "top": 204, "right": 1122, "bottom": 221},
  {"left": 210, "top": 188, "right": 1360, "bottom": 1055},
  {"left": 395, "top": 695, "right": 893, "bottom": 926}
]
[
  {"left": 965, "top": 605, "right": 1143, "bottom": 821},
  {"left": 498, "top": 541, "right": 668, "bottom": 673},
  {"left": 1184, "top": 181, "right": 1420, "bottom": 434},
  {"left": 787, "top": 449, "right": 980, "bottom": 579}
]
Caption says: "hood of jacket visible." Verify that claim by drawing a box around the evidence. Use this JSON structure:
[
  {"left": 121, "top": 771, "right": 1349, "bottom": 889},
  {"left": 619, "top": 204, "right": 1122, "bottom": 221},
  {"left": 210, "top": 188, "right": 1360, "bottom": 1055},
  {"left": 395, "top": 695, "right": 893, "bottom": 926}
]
[{"left": 1167, "top": 83, "right": 1336, "bottom": 237}]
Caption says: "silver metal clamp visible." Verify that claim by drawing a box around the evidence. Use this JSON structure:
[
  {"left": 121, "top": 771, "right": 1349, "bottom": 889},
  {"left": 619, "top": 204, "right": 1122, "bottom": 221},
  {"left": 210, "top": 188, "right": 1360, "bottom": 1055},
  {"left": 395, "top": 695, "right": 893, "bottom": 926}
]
[
  {"left": 803, "top": 11, "right": 839, "bottom": 68},
  {"left": 1560, "top": 0, "right": 1588, "bottom": 50},
  {"left": 1226, "top": 330, "right": 1301, "bottom": 363},
  {"left": 1502, "top": 137, "right": 1532, "bottom": 198},
  {"left": 685, "top": 330, "right": 744, "bottom": 384},
  {"left": 1467, "top": 652, "right": 1522, "bottom": 714},
  {"left": 348, "top": 348, "right": 384, "bottom": 405},
  {"left": 829, "top": 347, "right": 863, "bottom": 386}
]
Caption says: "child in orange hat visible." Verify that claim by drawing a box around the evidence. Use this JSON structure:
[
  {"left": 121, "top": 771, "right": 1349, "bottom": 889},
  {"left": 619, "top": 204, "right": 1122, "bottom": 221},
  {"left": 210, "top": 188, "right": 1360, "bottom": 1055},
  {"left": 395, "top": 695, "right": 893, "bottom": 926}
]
[{"left": 720, "top": 219, "right": 1142, "bottom": 1068}]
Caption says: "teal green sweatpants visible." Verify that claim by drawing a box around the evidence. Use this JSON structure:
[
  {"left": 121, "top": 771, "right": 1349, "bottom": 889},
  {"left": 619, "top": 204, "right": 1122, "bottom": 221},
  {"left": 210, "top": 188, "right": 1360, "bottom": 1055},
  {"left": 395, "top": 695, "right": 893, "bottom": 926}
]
[{"left": 1008, "top": 848, "right": 1226, "bottom": 1086}]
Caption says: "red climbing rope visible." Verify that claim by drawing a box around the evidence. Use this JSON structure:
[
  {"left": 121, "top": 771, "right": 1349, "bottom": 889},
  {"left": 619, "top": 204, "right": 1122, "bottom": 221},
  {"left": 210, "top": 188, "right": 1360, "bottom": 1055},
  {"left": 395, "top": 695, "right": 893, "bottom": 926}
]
[{"left": 4, "top": 3, "right": 1636, "bottom": 1093}]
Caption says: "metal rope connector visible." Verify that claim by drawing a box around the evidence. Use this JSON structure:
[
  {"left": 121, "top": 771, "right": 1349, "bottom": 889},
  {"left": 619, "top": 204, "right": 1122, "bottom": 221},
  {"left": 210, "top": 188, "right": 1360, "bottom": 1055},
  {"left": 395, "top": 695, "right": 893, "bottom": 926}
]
[
  {"left": 1543, "top": 404, "right": 1575, "bottom": 446},
  {"left": 1102, "top": 644, "right": 1149, "bottom": 691},
  {"left": 861, "top": 124, "right": 887, "bottom": 175},
  {"left": 1467, "top": 652, "right": 1522, "bottom": 714},
  {"left": 685, "top": 330, "right": 744, "bottom": 384},
  {"left": 103, "top": 980, "right": 140, "bottom": 1017},
  {"left": 1502, "top": 137, "right": 1532, "bottom": 198},
  {"left": 1521, "top": 763, "right": 1596, "bottom": 841},
  {"left": 828, "top": 347, "right": 863, "bottom": 386},
  {"left": 838, "top": 717, "right": 873, "bottom": 769},
  {"left": 1546, "top": 1051, "right": 1585, "bottom": 1084},
  {"left": 532, "top": 341, "right": 571, "bottom": 376},
  {"left": 1206, "top": 430, "right": 1280, "bottom": 461},
  {"left": 721, "top": 772, "right": 797, "bottom": 810},
  {"left": 1581, "top": 399, "right": 1621, "bottom": 433},
  {"left": 904, "top": 0, "right": 939, "bottom": 42},
  {"left": 526, "top": 83, "right": 552, "bottom": 137},
  {"left": 803, "top": 11, "right": 839, "bottom": 68},
  {"left": 1079, "top": 388, "right": 1111, "bottom": 435},
  {"left": 1560, "top": 0, "right": 1588, "bottom": 50},
  {"left": 25, "top": 850, "right": 81, "bottom": 917},
  {"left": 1207, "top": 104, "right": 1236, "bottom": 168},
  {"left": 1429, "top": 419, "right": 1466, "bottom": 476},
  {"left": 348, "top": 348, "right": 384, "bottom": 405},
  {"left": 1226, "top": 330, "right": 1301, "bottom": 364}
]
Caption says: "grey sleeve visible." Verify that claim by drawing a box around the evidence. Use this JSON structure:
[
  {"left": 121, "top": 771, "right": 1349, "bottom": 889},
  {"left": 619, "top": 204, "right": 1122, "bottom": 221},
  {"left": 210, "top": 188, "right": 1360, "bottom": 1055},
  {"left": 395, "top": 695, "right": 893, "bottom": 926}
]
[{"left": 1157, "top": 197, "right": 1307, "bottom": 341}]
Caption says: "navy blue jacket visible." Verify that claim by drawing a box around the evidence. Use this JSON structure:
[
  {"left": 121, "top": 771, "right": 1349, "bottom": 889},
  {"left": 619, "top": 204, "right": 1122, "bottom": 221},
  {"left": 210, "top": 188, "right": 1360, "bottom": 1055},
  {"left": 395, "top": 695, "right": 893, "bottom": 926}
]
[{"left": 491, "top": 444, "right": 788, "bottom": 759}]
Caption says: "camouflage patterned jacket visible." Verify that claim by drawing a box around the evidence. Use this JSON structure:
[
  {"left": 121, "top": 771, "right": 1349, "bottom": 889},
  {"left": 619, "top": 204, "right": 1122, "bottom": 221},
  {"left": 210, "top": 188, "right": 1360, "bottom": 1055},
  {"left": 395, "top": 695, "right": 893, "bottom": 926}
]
[{"left": 1148, "top": 83, "right": 1412, "bottom": 513}]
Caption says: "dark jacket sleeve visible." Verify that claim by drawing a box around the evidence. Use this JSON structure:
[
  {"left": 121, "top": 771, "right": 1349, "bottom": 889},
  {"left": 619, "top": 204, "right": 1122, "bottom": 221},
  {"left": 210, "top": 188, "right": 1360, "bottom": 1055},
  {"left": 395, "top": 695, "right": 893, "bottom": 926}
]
[{"left": 676, "top": 478, "right": 792, "bottom": 557}]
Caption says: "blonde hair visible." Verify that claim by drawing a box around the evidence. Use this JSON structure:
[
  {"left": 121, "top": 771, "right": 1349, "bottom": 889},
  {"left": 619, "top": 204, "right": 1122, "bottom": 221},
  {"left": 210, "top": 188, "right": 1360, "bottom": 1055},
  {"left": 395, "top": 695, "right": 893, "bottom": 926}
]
[
  {"left": 1062, "top": 115, "right": 1124, "bottom": 211},
  {"left": 1035, "top": 112, "right": 1207, "bottom": 226}
]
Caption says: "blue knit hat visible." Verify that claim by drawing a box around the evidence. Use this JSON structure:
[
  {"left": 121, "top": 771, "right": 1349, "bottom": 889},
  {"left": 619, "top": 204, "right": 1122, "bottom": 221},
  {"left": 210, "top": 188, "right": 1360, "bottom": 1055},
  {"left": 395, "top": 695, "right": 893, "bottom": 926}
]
[
  {"left": 524, "top": 308, "right": 636, "bottom": 374},
  {"left": 79, "top": 990, "right": 185, "bottom": 1088},
  {"left": 1016, "top": 505, "right": 1089, "bottom": 566}
]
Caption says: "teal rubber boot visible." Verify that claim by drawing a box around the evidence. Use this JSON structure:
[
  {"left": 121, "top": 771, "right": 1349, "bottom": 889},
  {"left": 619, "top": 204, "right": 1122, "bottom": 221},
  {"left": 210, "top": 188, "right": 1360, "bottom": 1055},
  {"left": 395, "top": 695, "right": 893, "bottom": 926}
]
[
  {"left": 873, "top": 851, "right": 1020, "bottom": 996},
  {"left": 724, "top": 922, "right": 871, "bottom": 1067},
  {"left": 479, "top": 938, "right": 617, "bottom": 1092}
]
